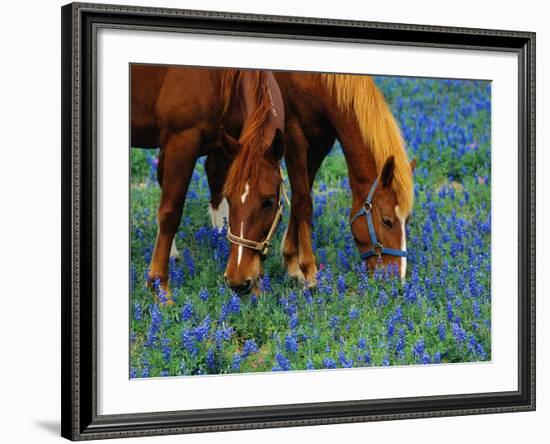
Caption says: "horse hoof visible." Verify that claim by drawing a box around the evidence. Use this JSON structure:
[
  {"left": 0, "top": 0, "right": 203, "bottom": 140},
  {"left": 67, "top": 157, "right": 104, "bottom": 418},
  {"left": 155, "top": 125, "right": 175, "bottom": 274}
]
[
  {"left": 302, "top": 277, "right": 317, "bottom": 289},
  {"left": 284, "top": 257, "right": 305, "bottom": 281}
]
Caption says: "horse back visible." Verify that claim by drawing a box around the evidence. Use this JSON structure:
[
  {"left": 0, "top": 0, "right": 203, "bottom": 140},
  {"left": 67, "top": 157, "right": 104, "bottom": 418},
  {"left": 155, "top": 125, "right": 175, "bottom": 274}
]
[{"left": 131, "top": 65, "right": 225, "bottom": 149}]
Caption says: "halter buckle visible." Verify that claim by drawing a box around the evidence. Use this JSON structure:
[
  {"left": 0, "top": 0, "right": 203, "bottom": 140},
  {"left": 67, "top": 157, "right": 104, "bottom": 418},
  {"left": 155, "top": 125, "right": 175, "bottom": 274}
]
[
  {"left": 363, "top": 201, "right": 373, "bottom": 212},
  {"left": 372, "top": 242, "right": 383, "bottom": 257},
  {"left": 260, "top": 245, "right": 269, "bottom": 261}
]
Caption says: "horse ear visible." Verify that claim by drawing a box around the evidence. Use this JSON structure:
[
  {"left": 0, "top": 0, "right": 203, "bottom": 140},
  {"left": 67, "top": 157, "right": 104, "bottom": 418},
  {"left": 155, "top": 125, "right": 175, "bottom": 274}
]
[
  {"left": 270, "top": 128, "right": 285, "bottom": 163},
  {"left": 410, "top": 158, "right": 417, "bottom": 173},
  {"left": 219, "top": 126, "right": 240, "bottom": 158},
  {"left": 381, "top": 155, "right": 395, "bottom": 188}
]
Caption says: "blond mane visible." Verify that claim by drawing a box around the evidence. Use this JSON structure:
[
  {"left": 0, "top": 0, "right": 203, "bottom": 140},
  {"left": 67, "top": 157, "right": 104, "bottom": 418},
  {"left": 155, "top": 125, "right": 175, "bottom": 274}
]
[
  {"left": 221, "top": 70, "right": 274, "bottom": 199},
  {"left": 320, "top": 74, "right": 414, "bottom": 216}
]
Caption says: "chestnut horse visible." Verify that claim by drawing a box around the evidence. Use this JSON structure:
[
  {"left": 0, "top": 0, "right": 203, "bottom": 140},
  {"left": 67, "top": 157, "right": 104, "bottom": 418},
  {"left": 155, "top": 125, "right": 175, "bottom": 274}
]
[
  {"left": 131, "top": 66, "right": 285, "bottom": 297},
  {"left": 206, "top": 71, "right": 415, "bottom": 287}
]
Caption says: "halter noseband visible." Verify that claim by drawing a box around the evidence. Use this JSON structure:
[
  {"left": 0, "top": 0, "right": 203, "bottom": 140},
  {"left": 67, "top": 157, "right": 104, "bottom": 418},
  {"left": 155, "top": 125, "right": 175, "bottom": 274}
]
[
  {"left": 226, "top": 167, "right": 289, "bottom": 260},
  {"left": 350, "top": 177, "right": 407, "bottom": 261}
]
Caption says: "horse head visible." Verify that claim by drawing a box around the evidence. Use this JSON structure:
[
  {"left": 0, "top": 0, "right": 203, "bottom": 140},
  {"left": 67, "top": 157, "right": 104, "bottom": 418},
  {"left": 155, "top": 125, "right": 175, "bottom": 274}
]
[
  {"left": 222, "top": 128, "right": 286, "bottom": 295},
  {"left": 350, "top": 156, "right": 416, "bottom": 279}
]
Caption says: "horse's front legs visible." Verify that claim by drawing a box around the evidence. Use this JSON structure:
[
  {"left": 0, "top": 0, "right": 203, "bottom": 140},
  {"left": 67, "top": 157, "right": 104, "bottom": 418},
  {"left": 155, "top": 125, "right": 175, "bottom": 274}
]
[
  {"left": 282, "top": 125, "right": 318, "bottom": 286},
  {"left": 148, "top": 129, "right": 200, "bottom": 301}
]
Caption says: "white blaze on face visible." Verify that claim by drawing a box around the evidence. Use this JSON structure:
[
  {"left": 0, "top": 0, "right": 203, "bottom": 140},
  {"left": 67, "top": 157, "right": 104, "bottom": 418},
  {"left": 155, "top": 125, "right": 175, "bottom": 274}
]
[
  {"left": 237, "top": 222, "right": 244, "bottom": 266},
  {"left": 208, "top": 198, "right": 228, "bottom": 230},
  {"left": 395, "top": 205, "right": 407, "bottom": 279},
  {"left": 241, "top": 182, "right": 250, "bottom": 204}
]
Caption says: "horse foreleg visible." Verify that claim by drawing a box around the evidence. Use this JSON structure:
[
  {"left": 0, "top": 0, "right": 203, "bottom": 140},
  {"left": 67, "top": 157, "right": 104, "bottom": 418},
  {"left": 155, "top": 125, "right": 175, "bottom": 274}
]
[
  {"left": 283, "top": 125, "right": 317, "bottom": 286},
  {"left": 148, "top": 129, "right": 200, "bottom": 301},
  {"left": 205, "top": 151, "right": 230, "bottom": 230},
  {"left": 157, "top": 147, "right": 180, "bottom": 260},
  {"left": 282, "top": 211, "right": 304, "bottom": 281}
]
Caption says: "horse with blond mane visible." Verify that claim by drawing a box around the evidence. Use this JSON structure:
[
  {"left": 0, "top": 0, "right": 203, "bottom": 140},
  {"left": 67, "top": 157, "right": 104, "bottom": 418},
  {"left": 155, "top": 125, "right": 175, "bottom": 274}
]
[
  {"left": 131, "top": 65, "right": 285, "bottom": 298},
  {"left": 206, "top": 71, "right": 415, "bottom": 290}
]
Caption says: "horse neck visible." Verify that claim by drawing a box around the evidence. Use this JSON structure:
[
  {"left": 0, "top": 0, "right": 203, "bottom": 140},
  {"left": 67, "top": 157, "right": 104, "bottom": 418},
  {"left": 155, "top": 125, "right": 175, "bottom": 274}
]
[
  {"left": 324, "top": 101, "right": 378, "bottom": 203},
  {"left": 237, "top": 71, "right": 284, "bottom": 147}
]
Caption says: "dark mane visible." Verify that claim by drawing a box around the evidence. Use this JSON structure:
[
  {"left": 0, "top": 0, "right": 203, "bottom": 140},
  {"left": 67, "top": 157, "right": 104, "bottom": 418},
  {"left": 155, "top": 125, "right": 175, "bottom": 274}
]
[{"left": 221, "top": 70, "right": 275, "bottom": 199}]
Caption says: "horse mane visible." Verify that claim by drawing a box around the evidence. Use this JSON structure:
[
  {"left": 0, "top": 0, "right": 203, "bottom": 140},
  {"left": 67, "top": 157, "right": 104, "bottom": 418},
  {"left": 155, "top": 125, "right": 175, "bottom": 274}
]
[
  {"left": 320, "top": 74, "right": 414, "bottom": 216},
  {"left": 221, "top": 70, "right": 275, "bottom": 199}
]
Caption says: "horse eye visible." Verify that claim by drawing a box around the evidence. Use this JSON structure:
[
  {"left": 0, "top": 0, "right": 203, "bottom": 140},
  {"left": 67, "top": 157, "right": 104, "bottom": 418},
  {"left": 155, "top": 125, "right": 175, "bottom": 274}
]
[
  {"left": 382, "top": 217, "right": 393, "bottom": 229},
  {"left": 262, "top": 197, "right": 275, "bottom": 209}
]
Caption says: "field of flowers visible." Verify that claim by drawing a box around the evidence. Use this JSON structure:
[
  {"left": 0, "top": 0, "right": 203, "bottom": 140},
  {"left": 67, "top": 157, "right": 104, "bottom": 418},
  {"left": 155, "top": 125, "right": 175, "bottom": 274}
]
[{"left": 129, "top": 76, "right": 491, "bottom": 377}]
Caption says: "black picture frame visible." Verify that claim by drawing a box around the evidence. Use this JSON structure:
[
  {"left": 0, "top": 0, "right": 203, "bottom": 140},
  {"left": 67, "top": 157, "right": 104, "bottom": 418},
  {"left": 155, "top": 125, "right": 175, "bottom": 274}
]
[{"left": 61, "top": 2, "right": 536, "bottom": 440}]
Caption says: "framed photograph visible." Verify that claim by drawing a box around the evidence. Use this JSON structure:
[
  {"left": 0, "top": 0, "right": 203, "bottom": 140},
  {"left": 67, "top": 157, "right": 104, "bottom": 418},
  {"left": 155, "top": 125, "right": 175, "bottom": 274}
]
[{"left": 61, "top": 2, "right": 535, "bottom": 440}]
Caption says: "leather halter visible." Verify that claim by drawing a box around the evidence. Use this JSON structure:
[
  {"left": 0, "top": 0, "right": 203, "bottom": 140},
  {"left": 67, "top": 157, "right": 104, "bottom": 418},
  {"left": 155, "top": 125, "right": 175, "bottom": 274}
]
[
  {"left": 350, "top": 177, "right": 407, "bottom": 260},
  {"left": 227, "top": 167, "right": 289, "bottom": 260}
]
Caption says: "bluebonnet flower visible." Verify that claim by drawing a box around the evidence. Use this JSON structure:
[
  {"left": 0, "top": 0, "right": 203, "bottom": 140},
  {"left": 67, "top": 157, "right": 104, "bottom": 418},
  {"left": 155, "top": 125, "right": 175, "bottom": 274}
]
[
  {"left": 452, "top": 323, "right": 467, "bottom": 344},
  {"left": 349, "top": 308, "right": 359, "bottom": 320},
  {"left": 306, "top": 359, "right": 315, "bottom": 370},
  {"left": 289, "top": 313, "right": 299, "bottom": 330},
  {"left": 322, "top": 357, "right": 336, "bottom": 369},
  {"left": 183, "top": 249, "right": 195, "bottom": 277},
  {"left": 214, "top": 326, "right": 233, "bottom": 348},
  {"left": 395, "top": 328, "right": 406, "bottom": 359},
  {"left": 130, "top": 367, "right": 137, "bottom": 378},
  {"left": 242, "top": 339, "right": 259, "bottom": 357},
  {"left": 181, "top": 328, "right": 198, "bottom": 356},
  {"left": 358, "top": 338, "right": 367, "bottom": 349},
  {"left": 260, "top": 274, "right": 272, "bottom": 293},
  {"left": 303, "top": 288, "right": 313, "bottom": 305},
  {"left": 386, "top": 316, "right": 396, "bottom": 338},
  {"left": 141, "top": 365, "right": 150, "bottom": 378},
  {"left": 363, "top": 352, "right": 372, "bottom": 365},
  {"left": 168, "top": 257, "right": 184, "bottom": 288},
  {"left": 337, "top": 274, "right": 346, "bottom": 295},
  {"left": 285, "top": 334, "right": 299, "bottom": 353},
  {"left": 161, "top": 337, "right": 171, "bottom": 362},
  {"left": 194, "top": 315, "right": 211, "bottom": 342},
  {"left": 206, "top": 348, "right": 216, "bottom": 370},
  {"left": 231, "top": 353, "right": 242, "bottom": 370},
  {"left": 219, "top": 294, "right": 240, "bottom": 321},
  {"left": 338, "top": 351, "right": 354, "bottom": 368},
  {"left": 472, "top": 300, "right": 481, "bottom": 318},
  {"left": 198, "top": 288, "right": 209, "bottom": 302},
  {"left": 273, "top": 353, "right": 291, "bottom": 371},
  {"left": 133, "top": 302, "right": 142, "bottom": 321},
  {"left": 146, "top": 303, "right": 162, "bottom": 347},
  {"left": 446, "top": 300, "right": 454, "bottom": 322},
  {"left": 338, "top": 252, "right": 351, "bottom": 272},
  {"left": 404, "top": 285, "right": 417, "bottom": 304},
  {"left": 181, "top": 301, "right": 193, "bottom": 321},
  {"left": 438, "top": 323, "right": 446, "bottom": 341},
  {"left": 377, "top": 290, "right": 389, "bottom": 307},
  {"left": 412, "top": 339, "right": 426, "bottom": 361}
]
